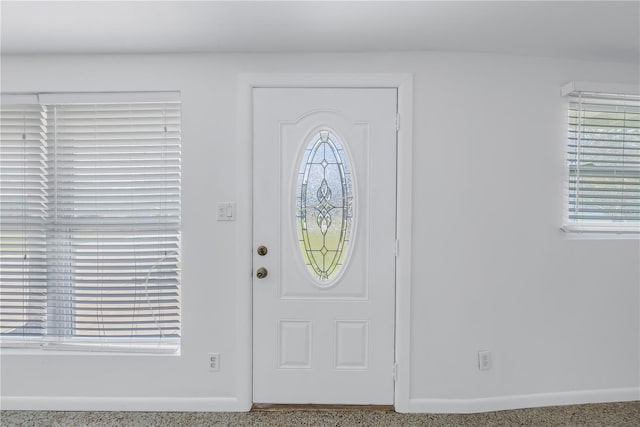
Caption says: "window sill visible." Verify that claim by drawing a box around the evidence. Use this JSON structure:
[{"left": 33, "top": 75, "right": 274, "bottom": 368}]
[
  {"left": 561, "top": 224, "right": 640, "bottom": 239},
  {"left": 0, "top": 341, "right": 180, "bottom": 356}
]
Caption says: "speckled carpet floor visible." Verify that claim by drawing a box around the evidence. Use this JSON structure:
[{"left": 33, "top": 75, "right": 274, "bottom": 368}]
[{"left": 2, "top": 401, "right": 639, "bottom": 426}]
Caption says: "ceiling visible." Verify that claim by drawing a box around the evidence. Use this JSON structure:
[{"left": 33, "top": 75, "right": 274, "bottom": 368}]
[{"left": 1, "top": 1, "right": 639, "bottom": 63}]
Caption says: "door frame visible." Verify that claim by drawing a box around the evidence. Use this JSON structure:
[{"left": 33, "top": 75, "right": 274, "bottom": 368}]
[{"left": 236, "top": 74, "right": 413, "bottom": 411}]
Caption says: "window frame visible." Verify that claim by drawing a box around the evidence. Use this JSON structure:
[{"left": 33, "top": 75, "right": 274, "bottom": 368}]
[
  {"left": 0, "top": 91, "right": 182, "bottom": 353},
  {"left": 561, "top": 82, "right": 640, "bottom": 236}
]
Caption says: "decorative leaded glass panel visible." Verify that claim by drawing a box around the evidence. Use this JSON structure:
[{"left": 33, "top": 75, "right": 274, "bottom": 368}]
[{"left": 297, "top": 130, "right": 354, "bottom": 285}]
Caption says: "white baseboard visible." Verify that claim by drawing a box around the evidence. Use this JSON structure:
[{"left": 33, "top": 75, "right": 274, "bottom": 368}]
[
  {"left": 0, "top": 396, "right": 251, "bottom": 412},
  {"left": 3, "top": 388, "right": 638, "bottom": 413},
  {"left": 400, "top": 387, "right": 640, "bottom": 414}
]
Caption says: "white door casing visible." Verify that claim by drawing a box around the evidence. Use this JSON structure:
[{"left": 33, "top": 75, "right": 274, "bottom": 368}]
[{"left": 252, "top": 88, "right": 397, "bottom": 404}]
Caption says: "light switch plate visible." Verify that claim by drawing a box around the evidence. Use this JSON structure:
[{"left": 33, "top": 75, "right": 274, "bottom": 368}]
[{"left": 217, "top": 202, "right": 235, "bottom": 221}]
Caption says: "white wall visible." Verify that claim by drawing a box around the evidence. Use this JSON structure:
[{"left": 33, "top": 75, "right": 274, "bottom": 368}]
[{"left": 1, "top": 52, "right": 638, "bottom": 412}]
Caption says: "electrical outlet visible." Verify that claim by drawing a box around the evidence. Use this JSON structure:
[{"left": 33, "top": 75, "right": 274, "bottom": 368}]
[
  {"left": 208, "top": 352, "right": 220, "bottom": 372},
  {"left": 478, "top": 350, "right": 491, "bottom": 371}
]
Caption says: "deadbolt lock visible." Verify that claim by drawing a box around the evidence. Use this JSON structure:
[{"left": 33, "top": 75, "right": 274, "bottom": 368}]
[
  {"left": 256, "top": 267, "right": 268, "bottom": 279},
  {"left": 257, "top": 245, "right": 268, "bottom": 256}
]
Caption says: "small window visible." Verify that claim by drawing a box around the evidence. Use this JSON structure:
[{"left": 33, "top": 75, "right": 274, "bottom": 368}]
[
  {"left": 296, "top": 130, "right": 354, "bottom": 285},
  {"left": 562, "top": 83, "right": 640, "bottom": 234}
]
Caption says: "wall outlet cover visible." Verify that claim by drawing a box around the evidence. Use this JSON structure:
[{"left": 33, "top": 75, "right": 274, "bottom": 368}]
[
  {"left": 208, "top": 352, "right": 220, "bottom": 372},
  {"left": 478, "top": 350, "right": 491, "bottom": 371}
]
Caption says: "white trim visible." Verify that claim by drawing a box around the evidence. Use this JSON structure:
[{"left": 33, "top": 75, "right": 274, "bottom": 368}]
[
  {"left": 403, "top": 387, "right": 640, "bottom": 414},
  {"left": 0, "top": 93, "right": 39, "bottom": 104},
  {"left": 561, "top": 81, "right": 640, "bottom": 96},
  {"left": 0, "top": 396, "right": 246, "bottom": 412},
  {"left": 561, "top": 224, "right": 640, "bottom": 236},
  {"left": 236, "top": 77, "right": 254, "bottom": 411},
  {"left": 3, "top": 388, "right": 636, "bottom": 413},
  {"left": 394, "top": 75, "right": 414, "bottom": 413},
  {"left": 0, "top": 345, "right": 180, "bottom": 356},
  {"left": 37, "top": 91, "right": 181, "bottom": 104},
  {"left": 237, "top": 73, "right": 413, "bottom": 411},
  {"left": 1, "top": 91, "right": 181, "bottom": 105}
]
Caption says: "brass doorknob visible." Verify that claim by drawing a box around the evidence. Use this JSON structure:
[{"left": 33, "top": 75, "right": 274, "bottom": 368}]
[
  {"left": 257, "top": 245, "right": 268, "bottom": 256},
  {"left": 256, "top": 267, "right": 268, "bottom": 279}
]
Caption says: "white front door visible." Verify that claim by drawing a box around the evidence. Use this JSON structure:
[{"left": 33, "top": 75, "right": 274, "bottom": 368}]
[{"left": 253, "top": 88, "right": 397, "bottom": 404}]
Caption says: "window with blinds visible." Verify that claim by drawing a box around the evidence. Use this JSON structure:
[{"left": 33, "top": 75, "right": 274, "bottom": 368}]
[
  {"left": 0, "top": 93, "right": 181, "bottom": 352},
  {"left": 564, "top": 86, "right": 640, "bottom": 233}
]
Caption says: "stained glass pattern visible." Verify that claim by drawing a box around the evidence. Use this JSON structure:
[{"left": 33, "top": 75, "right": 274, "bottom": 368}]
[{"left": 297, "top": 130, "right": 354, "bottom": 284}]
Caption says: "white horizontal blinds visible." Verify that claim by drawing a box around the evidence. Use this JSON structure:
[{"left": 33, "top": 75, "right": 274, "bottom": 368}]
[
  {"left": 0, "top": 104, "right": 48, "bottom": 341},
  {"left": 567, "top": 92, "right": 640, "bottom": 224},
  {"left": 47, "top": 101, "right": 181, "bottom": 349}
]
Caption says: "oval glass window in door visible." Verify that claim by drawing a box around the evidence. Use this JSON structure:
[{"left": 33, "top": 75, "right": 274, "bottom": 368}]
[{"left": 296, "top": 130, "right": 354, "bottom": 285}]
